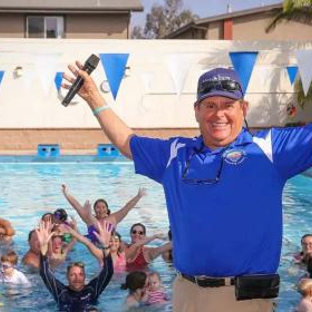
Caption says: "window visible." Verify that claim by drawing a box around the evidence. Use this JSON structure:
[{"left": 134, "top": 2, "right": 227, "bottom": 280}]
[{"left": 27, "top": 16, "right": 64, "bottom": 38}]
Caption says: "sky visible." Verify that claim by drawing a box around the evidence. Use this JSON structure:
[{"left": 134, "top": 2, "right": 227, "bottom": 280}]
[{"left": 131, "top": 0, "right": 282, "bottom": 28}]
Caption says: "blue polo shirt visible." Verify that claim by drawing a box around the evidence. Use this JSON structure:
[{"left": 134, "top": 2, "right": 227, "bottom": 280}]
[{"left": 130, "top": 126, "right": 312, "bottom": 277}]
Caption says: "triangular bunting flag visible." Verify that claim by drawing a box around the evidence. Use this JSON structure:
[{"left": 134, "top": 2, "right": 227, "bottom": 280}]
[
  {"left": 33, "top": 53, "right": 61, "bottom": 95},
  {"left": 286, "top": 66, "right": 298, "bottom": 86},
  {"left": 0, "top": 71, "right": 4, "bottom": 86},
  {"left": 22, "top": 68, "right": 36, "bottom": 92},
  {"left": 140, "top": 72, "right": 154, "bottom": 94},
  {"left": 165, "top": 54, "right": 194, "bottom": 96},
  {"left": 295, "top": 50, "right": 312, "bottom": 96},
  {"left": 99, "top": 53, "right": 129, "bottom": 100},
  {"left": 54, "top": 72, "right": 63, "bottom": 91},
  {"left": 229, "top": 52, "right": 258, "bottom": 94}
]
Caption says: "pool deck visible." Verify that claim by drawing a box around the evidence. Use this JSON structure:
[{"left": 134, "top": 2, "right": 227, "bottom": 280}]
[
  {"left": 0, "top": 128, "right": 200, "bottom": 155},
  {"left": 0, "top": 149, "right": 96, "bottom": 155}
]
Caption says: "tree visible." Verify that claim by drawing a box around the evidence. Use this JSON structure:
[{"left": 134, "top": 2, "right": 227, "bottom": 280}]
[
  {"left": 131, "top": 0, "right": 198, "bottom": 39},
  {"left": 294, "top": 78, "right": 312, "bottom": 108},
  {"left": 266, "top": 0, "right": 312, "bottom": 32},
  {"left": 266, "top": 1, "right": 312, "bottom": 108}
]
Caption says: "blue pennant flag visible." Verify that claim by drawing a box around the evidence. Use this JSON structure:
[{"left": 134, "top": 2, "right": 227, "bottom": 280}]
[
  {"left": 99, "top": 53, "right": 129, "bottom": 100},
  {"left": 0, "top": 71, "right": 5, "bottom": 86},
  {"left": 229, "top": 52, "right": 258, "bottom": 94},
  {"left": 286, "top": 66, "right": 298, "bottom": 86},
  {"left": 54, "top": 72, "right": 63, "bottom": 91}
]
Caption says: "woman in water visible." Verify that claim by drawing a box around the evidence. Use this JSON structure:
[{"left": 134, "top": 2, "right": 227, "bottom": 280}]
[
  {"left": 125, "top": 223, "right": 172, "bottom": 271},
  {"left": 60, "top": 223, "right": 126, "bottom": 272},
  {"left": 61, "top": 185, "right": 146, "bottom": 243}
]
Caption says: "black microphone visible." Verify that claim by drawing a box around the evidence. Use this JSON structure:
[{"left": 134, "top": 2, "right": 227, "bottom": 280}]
[{"left": 62, "top": 54, "right": 100, "bottom": 107}]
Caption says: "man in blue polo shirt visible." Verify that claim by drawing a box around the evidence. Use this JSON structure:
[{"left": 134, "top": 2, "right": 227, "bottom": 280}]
[{"left": 63, "top": 63, "right": 312, "bottom": 312}]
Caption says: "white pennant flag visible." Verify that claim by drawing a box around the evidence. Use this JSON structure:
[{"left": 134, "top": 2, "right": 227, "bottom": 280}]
[
  {"left": 165, "top": 53, "right": 195, "bottom": 96},
  {"left": 295, "top": 50, "right": 312, "bottom": 96},
  {"left": 22, "top": 65, "right": 37, "bottom": 91},
  {"left": 139, "top": 72, "right": 154, "bottom": 94},
  {"left": 33, "top": 53, "right": 61, "bottom": 95}
]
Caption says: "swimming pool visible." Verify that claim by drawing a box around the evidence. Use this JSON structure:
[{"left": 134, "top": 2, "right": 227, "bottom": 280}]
[{"left": 0, "top": 159, "right": 311, "bottom": 311}]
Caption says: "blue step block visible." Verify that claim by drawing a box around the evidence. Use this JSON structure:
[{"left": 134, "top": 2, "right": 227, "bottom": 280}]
[
  {"left": 97, "top": 144, "right": 121, "bottom": 157},
  {"left": 37, "top": 144, "right": 60, "bottom": 157}
]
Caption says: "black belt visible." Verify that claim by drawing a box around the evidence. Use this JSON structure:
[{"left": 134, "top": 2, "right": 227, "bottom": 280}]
[{"left": 181, "top": 273, "right": 235, "bottom": 288}]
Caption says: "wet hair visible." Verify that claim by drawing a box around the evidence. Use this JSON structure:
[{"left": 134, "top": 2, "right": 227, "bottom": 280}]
[
  {"left": 168, "top": 229, "right": 172, "bottom": 241},
  {"left": 93, "top": 199, "right": 111, "bottom": 215},
  {"left": 28, "top": 229, "right": 36, "bottom": 242},
  {"left": 53, "top": 208, "right": 68, "bottom": 222},
  {"left": 41, "top": 212, "right": 54, "bottom": 222},
  {"left": 52, "top": 235, "right": 63, "bottom": 242},
  {"left": 306, "top": 256, "right": 312, "bottom": 277},
  {"left": 1, "top": 250, "right": 18, "bottom": 265},
  {"left": 298, "top": 278, "right": 312, "bottom": 296},
  {"left": 121, "top": 271, "right": 147, "bottom": 293},
  {"left": 111, "top": 231, "right": 123, "bottom": 255},
  {"left": 301, "top": 234, "right": 312, "bottom": 244},
  {"left": 167, "top": 229, "right": 173, "bottom": 261},
  {"left": 130, "top": 223, "right": 146, "bottom": 235},
  {"left": 67, "top": 262, "right": 86, "bottom": 275},
  {"left": 148, "top": 271, "right": 161, "bottom": 281}
]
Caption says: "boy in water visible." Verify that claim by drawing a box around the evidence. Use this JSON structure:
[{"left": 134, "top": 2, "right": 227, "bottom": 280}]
[{"left": 0, "top": 250, "right": 30, "bottom": 285}]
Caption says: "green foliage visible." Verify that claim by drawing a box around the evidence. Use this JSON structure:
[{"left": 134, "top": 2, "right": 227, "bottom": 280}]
[
  {"left": 266, "top": 0, "right": 312, "bottom": 32},
  {"left": 131, "top": 0, "right": 198, "bottom": 39},
  {"left": 294, "top": 78, "right": 312, "bottom": 107}
]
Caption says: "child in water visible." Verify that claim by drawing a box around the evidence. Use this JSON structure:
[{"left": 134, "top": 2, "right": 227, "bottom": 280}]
[
  {"left": 0, "top": 217, "right": 15, "bottom": 243},
  {"left": 296, "top": 278, "right": 312, "bottom": 312},
  {"left": 121, "top": 271, "right": 147, "bottom": 310},
  {"left": 145, "top": 271, "right": 168, "bottom": 305},
  {"left": 0, "top": 250, "right": 30, "bottom": 285}
]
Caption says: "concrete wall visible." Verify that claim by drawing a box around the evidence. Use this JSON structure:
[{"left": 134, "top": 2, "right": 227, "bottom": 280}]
[
  {"left": 206, "top": 21, "right": 222, "bottom": 39},
  {"left": 0, "top": 39, "right": 311, "bottom": 151},
  {"left": 0, "top": 14, "right": 25, "bottom": 37},
  {"left": 0, "top": 13, "right": 130, "bottom": 39},
  {"left": 233, "top": 12, "right": 312, "bottom": 40},
  {"left": 65, "top": 14, "right": 129, "bottom": 39}
]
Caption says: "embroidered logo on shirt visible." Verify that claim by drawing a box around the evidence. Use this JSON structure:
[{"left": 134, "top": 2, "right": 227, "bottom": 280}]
[{"left": 223, "top": 149, "right": 246, "bottom": 165}]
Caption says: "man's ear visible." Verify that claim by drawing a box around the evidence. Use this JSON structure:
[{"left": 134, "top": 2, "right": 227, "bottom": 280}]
[
  {"left": 241, "top": 100, "right": 249, "bottom": 118},
  {"left": 194, "top": 103, "right": 199, "bottom": 122}
]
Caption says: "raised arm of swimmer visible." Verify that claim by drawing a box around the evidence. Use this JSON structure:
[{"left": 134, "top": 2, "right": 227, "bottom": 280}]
[{"left": 62, "top": 63, "right": 134, "bottom": 159}]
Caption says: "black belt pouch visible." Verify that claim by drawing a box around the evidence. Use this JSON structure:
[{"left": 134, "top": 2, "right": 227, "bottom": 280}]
[{"left": 234, "top": 274, "right": 280, "bottom": 301}]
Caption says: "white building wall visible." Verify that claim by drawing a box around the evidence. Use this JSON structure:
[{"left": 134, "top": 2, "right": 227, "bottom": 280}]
[{"left": 0, "top": 39, "right": 311, "bottom": 129}]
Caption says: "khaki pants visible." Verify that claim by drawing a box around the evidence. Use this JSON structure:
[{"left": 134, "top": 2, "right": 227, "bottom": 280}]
[{"left": 173, "top": 275, "right": 274, "bottom": 312}]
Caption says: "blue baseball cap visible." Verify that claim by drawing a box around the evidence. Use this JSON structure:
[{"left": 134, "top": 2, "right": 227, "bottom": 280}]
[{"left": 196, "top": 68, "right": 244, "bottom": 104}]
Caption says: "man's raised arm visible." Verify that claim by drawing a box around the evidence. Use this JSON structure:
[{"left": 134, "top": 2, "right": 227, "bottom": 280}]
[{"left": 62, "top": 62, "right": 134, "bottom": 159}]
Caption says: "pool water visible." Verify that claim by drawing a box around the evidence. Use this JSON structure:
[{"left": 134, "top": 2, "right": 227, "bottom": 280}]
[{"left": 0, "top": 160, "right": 311, "bottom": 311}]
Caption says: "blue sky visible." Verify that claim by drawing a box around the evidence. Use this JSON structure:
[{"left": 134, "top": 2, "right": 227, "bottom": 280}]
[{"left": 131, "top": 0, "right": 282, "bottom": 28}]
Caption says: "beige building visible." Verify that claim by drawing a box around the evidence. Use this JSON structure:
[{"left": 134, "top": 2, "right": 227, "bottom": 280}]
[
  {"left": 166, "top": 3, "right": 312, "bottom": 41},
  {"left": 0, "top": 0, "right": 143, "bottom": 39}
]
